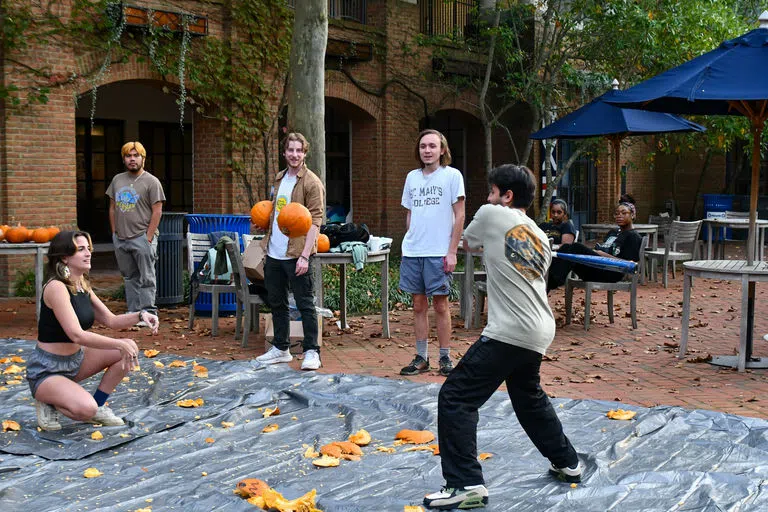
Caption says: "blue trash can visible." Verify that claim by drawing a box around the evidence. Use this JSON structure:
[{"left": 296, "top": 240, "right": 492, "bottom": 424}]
[
  {"left": 155, "top": 212, "right": 186, "bottom": 305},
  {"left": 186, "top": 214, "right": 251, "bottom": 314},
  {"left": 702, "top": 194, "right": 733, "bottom": 240}
]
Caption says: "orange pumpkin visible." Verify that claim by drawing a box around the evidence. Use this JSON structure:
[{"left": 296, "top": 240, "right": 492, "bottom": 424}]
[
  {"left": 277, "top": 203, "right": 312, "bottom": 238},
  {"left": 0, "top": 228, "right": 4, "bottom": 242},
  {"left": 317, "top": 233, "right": 330, "bottom": 253},
  {"left": 47, "top": 226, "right": 61, "bottom": 239},
  {"left": 235, "top": 478, "right": 270, "bottom": 498},
  {"left": 31, "top": 228, "right": 51, "bottom": 243},
  {"left": 250, "top": 200, "right": 273, "bottom": 230},
  {"left": 5, "top": 226, "right": 29, "bottom": 244}
]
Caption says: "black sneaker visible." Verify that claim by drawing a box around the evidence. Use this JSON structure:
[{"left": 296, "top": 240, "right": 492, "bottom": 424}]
[
  {"left": 549, "top": 461, "right": 583, "bottom": 483},
  {"left": 438, "top": 356, "right": 454, "bottom": 376},
  {"left": 400, "top": 354, "right": 429, "bottom": 375},
  {"left": 423, "top": 485, "right": 488, "bottom": 509}
]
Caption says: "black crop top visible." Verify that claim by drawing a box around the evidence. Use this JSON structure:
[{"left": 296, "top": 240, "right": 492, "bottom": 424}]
[{"left": 38, "top": 287, "right": 95, "bottom": 343}]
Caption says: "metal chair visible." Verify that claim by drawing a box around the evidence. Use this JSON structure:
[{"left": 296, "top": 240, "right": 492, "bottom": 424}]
[
  {"left": 644, "top": 220, "right": 703, "bottom": 288},
  {"left": 712, "top": 211, "right": 749, "bottom": 259},
  {"left": 224, "top": 239, "right": 265, "bottom": 348},
  {"left": 186, "top": 232, "right": 236, "bottom": 336},
  {"left": 565, "top": 236, "right": 649, "bottom": 330}
]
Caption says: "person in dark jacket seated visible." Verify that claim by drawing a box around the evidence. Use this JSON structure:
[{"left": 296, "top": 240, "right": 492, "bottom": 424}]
[
  {"left": 538, "top": 199, "right": 577, "bottom": 246},
  {"left": 547, "top": 202, "right": 642, "bottom": 292}
]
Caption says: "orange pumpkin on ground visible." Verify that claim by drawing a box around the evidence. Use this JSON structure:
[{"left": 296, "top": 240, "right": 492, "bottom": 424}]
[
  {"left": 277, "top": 203, "right": 312, "bottom": 238},
  {"left": 31, "top": 228, "right": 52, "bottom": 243},
  {"left": 250, "top": 200, "right": 273, "bottom": 229},
  {"left": 317, "top": 233, "right": 330, "bottom": 253},
  {"left": 5, "top": 226, "right": 29, "bottom": 244}
]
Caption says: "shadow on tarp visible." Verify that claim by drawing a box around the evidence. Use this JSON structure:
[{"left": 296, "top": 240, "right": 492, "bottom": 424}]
[{"left": 1, "top": 338, "right": 768, "bottom": 511}]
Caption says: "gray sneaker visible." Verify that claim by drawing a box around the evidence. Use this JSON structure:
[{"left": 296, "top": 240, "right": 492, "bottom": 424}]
[
  {"left": 424, "top": 484, "right": 489, "bottom": 509},
  {"left": 87, "top": 405, "right": 125, "bottom": 426},
  {"left": 35, "top": 400, "right": 62, "bottom": 431},
  {"left": 400, "top": 354, "right": 429, "bottom": 376}
]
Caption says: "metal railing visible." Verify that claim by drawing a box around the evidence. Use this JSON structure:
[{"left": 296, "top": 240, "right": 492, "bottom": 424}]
[
  {"left": 420, "top": 0, "right": 477, "bottom": 40},
  {"left": 284, "top": 0, "right": 367, "bottom": 25}
]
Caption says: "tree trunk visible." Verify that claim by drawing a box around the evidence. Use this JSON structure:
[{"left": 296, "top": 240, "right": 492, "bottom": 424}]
[
  {"left": 479, "top": 7, "right": 501, "bottom": 174},
  {"left": 287, "top": 1, "right": 328, "bottom": 184}
]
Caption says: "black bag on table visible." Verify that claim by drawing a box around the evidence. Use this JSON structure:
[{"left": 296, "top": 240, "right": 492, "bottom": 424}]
[{"left": 321, "top": 222, "right": 370, "bottom": 248}]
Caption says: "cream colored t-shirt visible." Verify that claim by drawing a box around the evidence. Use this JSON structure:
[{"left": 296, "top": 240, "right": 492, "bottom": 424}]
[{"left": 463, "top": 204, "right": 555, "bottom": 355}]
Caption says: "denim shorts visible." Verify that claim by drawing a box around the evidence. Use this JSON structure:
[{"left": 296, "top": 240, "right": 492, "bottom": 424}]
[
  {"left": 399, "top": 256, "right": 453, "bottom": 296},
  {"left": 26, "top": 345, "right": 84, "bottom": 398}
]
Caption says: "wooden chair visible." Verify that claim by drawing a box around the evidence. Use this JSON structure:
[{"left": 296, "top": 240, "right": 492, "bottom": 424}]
[
  {"left": 224, "top": 240, "right": 264, "bottom": 347},
  {"left": 187, "top": 232, "right": 236, "bottom": 336},
  {"left": 564, "top": 235, "right": 649, "bottom": 331},
  {"left": 644, "top": 220, "right": 703, "bottom": 288}
]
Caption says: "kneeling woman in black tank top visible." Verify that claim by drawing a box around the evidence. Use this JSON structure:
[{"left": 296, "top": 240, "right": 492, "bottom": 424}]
[{"left": 27, "top": 230, "right": 159, "bottom": 431}]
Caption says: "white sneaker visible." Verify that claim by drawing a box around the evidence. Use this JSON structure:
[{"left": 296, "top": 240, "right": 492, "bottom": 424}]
[
  {"left": 256, "top": 346, "right": 293, "bottom": 365},
  {"left": 87, "top": 405, "right": 125, "bottom": 426},
  {"left": 35, "top": 400, "right": 62, "bottom": 431},
  {"left": 424, "top": 484, "right": 488, "bottom": 509},
  {"left": 549, "top": 461, "right": 583, "bottom": 483},
  {"left": 301, "top": 349, "right": 321, "bottom": 371},
  {"left": 135, "top": 320, "right": 148, "bottom": 328}
]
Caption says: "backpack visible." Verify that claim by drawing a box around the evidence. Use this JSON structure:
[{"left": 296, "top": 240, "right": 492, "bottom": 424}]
[
  {"left": 321, "top": 222, "right": 370, "bottom": 248},
  {"left": 197, "top": 247, "right": 232, "bottom": 284}
]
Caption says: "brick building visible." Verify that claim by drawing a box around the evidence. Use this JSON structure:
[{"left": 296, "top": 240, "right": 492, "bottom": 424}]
[{"left": 0, "top": 0, "right": 744, "bottom": 296}]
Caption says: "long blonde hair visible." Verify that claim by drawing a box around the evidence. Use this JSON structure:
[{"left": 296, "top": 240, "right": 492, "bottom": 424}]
[{"left": 414, "top": 129, "right": 452, "bottom": 167}]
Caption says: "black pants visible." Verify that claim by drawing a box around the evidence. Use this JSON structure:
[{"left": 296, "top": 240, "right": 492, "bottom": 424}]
[
  {"left": 438, "top": 336, "right": 578, "bottom": 488},
  {"left": 264, "top": 256, "right": 319, "bottom": 353},
  {"left": 548, "top": 242, "right": 624, "bottom": 291}
]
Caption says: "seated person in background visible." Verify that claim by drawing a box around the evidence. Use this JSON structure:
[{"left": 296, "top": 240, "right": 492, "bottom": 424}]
[
  {"left": 547, "top": 202, "right": 642, "bottom": 292},
  {"left": 538, "top": 199, "right": 576, "bottom": 245}
]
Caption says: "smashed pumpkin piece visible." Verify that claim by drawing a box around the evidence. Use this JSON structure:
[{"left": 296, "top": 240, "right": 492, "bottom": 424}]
[
  {"left": 83, "top": 467, "right": 103, "bottom": 478},
  {"left": 312, "top": 454, "right": 340, "bottom": 468},
  {"left": 395, "top": 429, "right": 435, "bottom": 444},
  {"left": 478, "top": 453, "right": 493, "bottom": 461},
  {"left": 606, "top": 409, "right": 637, "bottom": 421},
  {"left": 262, "top": 423, "right": 279, "bottom": 433},
  {"left": 168, "top": 360, "right": 187, "bottom": 368},
  {"left": 143, "top": 349, "right": 160, "bottom": 358},
  {"left": 176, "top": 398, "right": 204, "bottom": 408},
  {"left": 377, "top": 446, "right": 396, "bottom": 454},
  {"left": 2, "top": 420, "right": 21, "bottom": 432},
  {"left": 348, "top": 428, "right": 371, "bottom": 446},
  {"left": 204, "top": 437, "right": 215, "bottom": 443},
  {"left": 403, "top": 444, "right": 439, "bottom": 456},
  {"left": 0, "top": 357, "right": 7, "bottom": 363},
  {"left": 9, "top": 356, "right": 25, "bottom": 363},
  {"left": 91, "top": 431, "right": 104, "bottom": 441},
  {"left": 2, "top": 364, "right": 22, "bottom": 374},
  {"left": 248, "top": 487, "right": 322, "bottom": 512},
  {"left": 262, "top": 407, "right": 280, "bottom": 418},
  {"left": 405, "top": 506, "right": 425, "bottom": 512},
  {"left": 235, "top": 478, "right": 270, "bottom": 498},
  {"left": 153, "top": 361, "right": 165, "bottom": 368},
  {"left": 319, "top": 443, "right": 342, "bottom": 458},
  {"left": 193, "top": 365, "right": 208, "bottom": 378}
]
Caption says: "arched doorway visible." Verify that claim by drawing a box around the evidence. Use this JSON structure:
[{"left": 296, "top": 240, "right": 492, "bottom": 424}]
[{"left": 76, "top": 80, "right": 192, "bottom": 242}]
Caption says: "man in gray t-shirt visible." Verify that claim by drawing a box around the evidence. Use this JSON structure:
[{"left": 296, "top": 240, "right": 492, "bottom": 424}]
[{"left": 106, "top": 141, "right": 165, "bottom": 316}]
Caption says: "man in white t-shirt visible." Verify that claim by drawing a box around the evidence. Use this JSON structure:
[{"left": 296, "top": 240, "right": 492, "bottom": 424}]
[
  {"left": 255, "top": 133, "right": 325, "bottom": 371},
  {"left": 399, "top": 129, "right": 465, "bottom": 377},
  {"left": 423, "top": 165, "right": 581, "bottom": 511}
]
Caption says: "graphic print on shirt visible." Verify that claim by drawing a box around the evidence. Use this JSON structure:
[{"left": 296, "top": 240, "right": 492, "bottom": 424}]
[
  {"left": 275, "top": 194, "right": 289, "bottom": 215},
  {"left": 409, "top": 184, "right": 444, "bottom": 209},
  {"left": 504, "top": 224, "right": 547, "bottom": 281},
  {"left": 115, "top": 186, "right": 140, "bottom": 213}
]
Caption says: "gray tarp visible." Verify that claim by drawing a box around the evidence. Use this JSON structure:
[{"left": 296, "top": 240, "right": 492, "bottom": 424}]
[{"left": 1, "top": 338, "right": 767, "bottom": 511}]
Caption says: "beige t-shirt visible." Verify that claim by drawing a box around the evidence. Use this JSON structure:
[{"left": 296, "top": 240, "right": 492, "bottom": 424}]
[
  {"left": 106, "top": 170, "right": 166, "bottom": 239},
  {"left": 463, "top": 204, "right": 555, "bottom": 355}
]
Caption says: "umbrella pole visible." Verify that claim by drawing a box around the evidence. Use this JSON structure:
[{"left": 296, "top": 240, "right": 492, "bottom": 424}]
[
  {"left": 611, "top": 138, "right": 622, "bottom": 203},
  {"left": 744, "top": 117, "right": 764, "bottom": 362}
]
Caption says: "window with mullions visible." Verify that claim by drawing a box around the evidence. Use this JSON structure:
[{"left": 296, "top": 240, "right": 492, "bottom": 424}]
[
  {"left": 138, "top": 122, "right": 193, "bottom": 213},
  {"left": 76, "top": 119, "right": 124, "bottom": 242}
]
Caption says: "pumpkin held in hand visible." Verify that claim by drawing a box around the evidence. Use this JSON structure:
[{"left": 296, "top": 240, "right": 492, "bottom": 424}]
[
  {"left": 277, "top": 203, "right": 312, "bottom": 238},
  {"left": 317, "top": 233, "right": 330, "bottom": 253},
  {"left": 250, "top": 200, "right": 273, "bottom": 229}
]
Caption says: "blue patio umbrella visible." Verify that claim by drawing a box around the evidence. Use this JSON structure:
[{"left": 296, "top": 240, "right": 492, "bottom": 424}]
[
  {"left": 607, "top": 12, "right": 768, "bottom": 266},
  {"left": 607, "top": 11, "right": 768, "bottom": 370},
  {"left": 531, "top": 80, "right": 705, "bottom": 202}
]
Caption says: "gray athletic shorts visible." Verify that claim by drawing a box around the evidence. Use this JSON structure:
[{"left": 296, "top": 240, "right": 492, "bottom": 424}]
[
  {"left": 26, "top": 345, "right": 84, "bottom": 398},
  {"left": 399, "top": 256, "right": 453, "bottom": 296}
]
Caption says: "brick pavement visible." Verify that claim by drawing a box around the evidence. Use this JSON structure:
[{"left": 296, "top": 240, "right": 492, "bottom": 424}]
[{"left": 1, "top": 251, "right": 767, "bottom": 420}]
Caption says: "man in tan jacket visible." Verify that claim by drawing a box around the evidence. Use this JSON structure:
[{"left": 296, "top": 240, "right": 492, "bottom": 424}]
[{"left": 256, "top": 132, "right": 325, "bottom": 370}]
